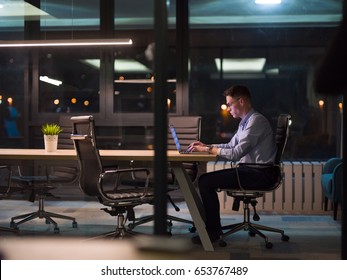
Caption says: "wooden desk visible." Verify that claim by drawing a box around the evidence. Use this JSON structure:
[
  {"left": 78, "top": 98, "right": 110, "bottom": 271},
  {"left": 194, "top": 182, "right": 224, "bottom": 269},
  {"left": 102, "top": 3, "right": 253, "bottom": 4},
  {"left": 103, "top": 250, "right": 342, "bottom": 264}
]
[{"left": 0, "top": 149, "right": 216, "bottom": 251}]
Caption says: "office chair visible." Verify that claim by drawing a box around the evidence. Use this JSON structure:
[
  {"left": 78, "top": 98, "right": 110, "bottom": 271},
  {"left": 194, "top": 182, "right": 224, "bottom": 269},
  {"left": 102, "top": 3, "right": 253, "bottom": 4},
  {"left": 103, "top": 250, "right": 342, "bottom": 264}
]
[
  {"left": 127, "top": 116, "right": 201, "bottom": 234},
  {"left": 219, "top": 114, "right": 291, "bottom": 249},
  {"left": 9, "top": 117, "right": 78, "bottom": 233},
  {"left": 0, "top": 165, "right": 19, "bottom": 234},
  {"left": 321, "top": 157, "right": 343, "bottom": 220},
  {"left": 70, "top": 115, "right": 154, "bottom": 238}
]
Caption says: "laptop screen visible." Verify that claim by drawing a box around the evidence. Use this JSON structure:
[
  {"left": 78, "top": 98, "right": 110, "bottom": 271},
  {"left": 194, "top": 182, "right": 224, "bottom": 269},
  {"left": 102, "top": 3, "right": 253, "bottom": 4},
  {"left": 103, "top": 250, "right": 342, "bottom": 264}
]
[{"left": 169, "top": 125, "right": 182, "bottom": 152}]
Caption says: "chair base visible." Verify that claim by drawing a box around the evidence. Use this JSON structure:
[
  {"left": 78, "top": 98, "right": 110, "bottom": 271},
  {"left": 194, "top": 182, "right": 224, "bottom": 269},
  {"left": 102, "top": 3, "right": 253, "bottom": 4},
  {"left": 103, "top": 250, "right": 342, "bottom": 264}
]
[
  {"left": 0, "top": 226, "right": 19, "bottom": 234},
  {"left": 87, "top": 213, "right": 138, "bottom": 240},
  {"left": 220, "top": 201, "right": 289, "bottom": 249},
  {"left": 10, "top": 196, "right": 77, "bottom": 233},
  {"left": 128, "top": 214, "right": 196, "bottom": 234}
]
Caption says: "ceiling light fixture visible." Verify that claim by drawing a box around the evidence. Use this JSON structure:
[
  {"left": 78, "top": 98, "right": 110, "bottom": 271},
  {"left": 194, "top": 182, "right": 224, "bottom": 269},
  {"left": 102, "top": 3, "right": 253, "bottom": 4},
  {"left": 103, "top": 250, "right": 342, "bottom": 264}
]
[
  {"left": 0, "top": 38, "right": 132, "bottom": 48},
  {"left": 215, "top": 58, "right": 266, "bottom": 72}
]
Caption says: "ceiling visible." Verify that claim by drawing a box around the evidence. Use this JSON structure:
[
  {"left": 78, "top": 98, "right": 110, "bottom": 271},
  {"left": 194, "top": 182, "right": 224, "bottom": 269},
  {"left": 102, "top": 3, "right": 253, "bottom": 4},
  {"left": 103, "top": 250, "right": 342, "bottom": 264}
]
[{"left": 0, "top": 0, "right": 344, "bottom": 30}]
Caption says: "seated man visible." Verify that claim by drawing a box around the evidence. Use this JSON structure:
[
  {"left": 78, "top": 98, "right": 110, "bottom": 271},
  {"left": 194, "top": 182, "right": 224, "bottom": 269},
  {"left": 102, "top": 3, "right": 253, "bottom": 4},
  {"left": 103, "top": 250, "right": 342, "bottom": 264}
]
[{"left": 188, "top": 84, "right": 278, "bottom": 244}]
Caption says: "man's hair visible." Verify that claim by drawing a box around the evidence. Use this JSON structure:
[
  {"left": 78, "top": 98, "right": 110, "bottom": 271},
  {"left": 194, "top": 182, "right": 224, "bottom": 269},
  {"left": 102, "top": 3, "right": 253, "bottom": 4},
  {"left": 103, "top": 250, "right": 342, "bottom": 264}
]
[{"left": 223, "top": 85, "right": 251, "bottom": 101}]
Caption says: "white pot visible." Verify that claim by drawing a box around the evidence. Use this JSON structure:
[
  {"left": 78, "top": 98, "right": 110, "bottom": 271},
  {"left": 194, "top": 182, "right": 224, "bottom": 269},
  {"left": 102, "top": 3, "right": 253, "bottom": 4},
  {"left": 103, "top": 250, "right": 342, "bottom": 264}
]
[{"left": 44, "top": 135, "right": 58, "bottom": 152}]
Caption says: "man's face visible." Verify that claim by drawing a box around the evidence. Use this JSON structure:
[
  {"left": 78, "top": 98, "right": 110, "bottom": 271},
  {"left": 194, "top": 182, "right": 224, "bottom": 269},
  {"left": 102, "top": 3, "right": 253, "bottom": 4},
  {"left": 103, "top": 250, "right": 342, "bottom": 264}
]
[{"left": 225, "top": 96, "right": 242, "bottom": 118}]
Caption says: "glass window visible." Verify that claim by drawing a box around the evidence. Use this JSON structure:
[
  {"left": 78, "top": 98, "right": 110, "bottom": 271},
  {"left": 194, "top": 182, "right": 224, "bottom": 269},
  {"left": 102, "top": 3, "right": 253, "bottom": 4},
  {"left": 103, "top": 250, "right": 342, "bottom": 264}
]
[
  {"left": 190, "top": 45, "right": 341, "bottom": 161},
  {"left": 39, "top": 48, "right": 100, "bottom": 113},
  {"left": 0, "top": 50, "right": 25, "bottom": 147},
  {"left": 40, "top": 0, "right": 100, "bottom": 31},
  {"left": 113, "top": 47, "right": 177, "bottom": 113}
]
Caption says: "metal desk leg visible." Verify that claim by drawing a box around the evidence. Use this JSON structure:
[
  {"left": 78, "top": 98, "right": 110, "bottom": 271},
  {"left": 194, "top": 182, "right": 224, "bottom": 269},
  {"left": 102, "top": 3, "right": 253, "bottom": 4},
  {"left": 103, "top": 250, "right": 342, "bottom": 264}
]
[{"left": 171, "top": 162, "right": 214, "bottom": 251}]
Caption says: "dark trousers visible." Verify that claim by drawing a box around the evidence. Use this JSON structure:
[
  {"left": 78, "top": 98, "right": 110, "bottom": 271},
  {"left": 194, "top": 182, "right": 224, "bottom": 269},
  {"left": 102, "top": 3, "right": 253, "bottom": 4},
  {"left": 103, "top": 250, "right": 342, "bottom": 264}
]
[{"left": 198, "top": 165, "right": 278, "bottom": 235}]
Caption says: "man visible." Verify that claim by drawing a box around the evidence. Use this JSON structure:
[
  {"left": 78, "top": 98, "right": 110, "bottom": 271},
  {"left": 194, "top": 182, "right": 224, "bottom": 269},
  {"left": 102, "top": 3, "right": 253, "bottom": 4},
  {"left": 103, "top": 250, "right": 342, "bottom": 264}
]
[{"left": 188, "top": 85, "right": 277, "bottom": 244}]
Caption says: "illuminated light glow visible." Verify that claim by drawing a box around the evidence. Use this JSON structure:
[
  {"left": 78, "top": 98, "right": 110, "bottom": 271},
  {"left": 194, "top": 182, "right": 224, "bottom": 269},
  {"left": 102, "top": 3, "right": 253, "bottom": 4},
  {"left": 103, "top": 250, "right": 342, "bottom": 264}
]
[
  {"left": 40, "top": 76, "right": 62, "bottom": 86},
  {"left": 71, "top": 98, "right": 77, "bottom": 104},
  {"left": 255, "top": 0, "right": 281, "bottom": 4},
  {"left": 54, "top": 99, "right": 60, "bottom": 105},
  {"left": 215, "top": 58, "right": 266, "bottom": 72},
  {"left": 221, "top": 104, "right": 227, "bottom": 110},
  {"left": 339, "top": 102, "right": 343, "bottom": 112},
  {"left": 167, "top": 98, "right": 171, "bottom": 108},
  {"left": 147, "top": 86, "right": 152, "bottom": 93},
  {"left": 84, "top": 100, "right": 89, "bottom": 106},
  {"left": 318, "top": 100, "right": 324, "bottom": 107},
  {"left": 114, "top": 79, "right": 177, "bottom": 83},
  {"left": 82, "top": 58, "right": 149, "bottom": 73},
  {"left": 7, "top": 97, "right": 13, "bottom": 105},
  {"left": 0, "top": 39, "right": 132, "bottom": 48}
]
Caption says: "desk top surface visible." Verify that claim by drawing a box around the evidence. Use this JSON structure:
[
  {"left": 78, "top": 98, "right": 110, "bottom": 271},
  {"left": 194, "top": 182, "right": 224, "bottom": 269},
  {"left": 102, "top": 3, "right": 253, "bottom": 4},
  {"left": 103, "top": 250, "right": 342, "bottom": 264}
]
[{"left": 0, "top": 148, "right": 216, "bottom": 162}]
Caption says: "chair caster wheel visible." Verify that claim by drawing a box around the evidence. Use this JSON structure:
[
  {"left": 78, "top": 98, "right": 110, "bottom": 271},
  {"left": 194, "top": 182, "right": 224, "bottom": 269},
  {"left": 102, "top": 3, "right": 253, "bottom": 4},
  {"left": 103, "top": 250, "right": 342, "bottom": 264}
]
[
  {"left": 72, "top": 221, "right": 78, "bottom": 228},
  {"left": 281, "top": 234, "right": 289, "bottom": 241},
  {"left": 54, "top": 227, "right": 60, "bottom": 234},
  {"left": 249, "top": 231, "right": 256, "bottom": 237},
  {"left": 189, "top": 226, "right": 196, "bottom": 233},
  {"left": 265, "top": 242, "right": 273, "bottom": 249},
  {"left": 45, "top": 219, "right": 50, "bottom": 224},
  {"left": 10, "top": 221, "right": 17, "bottom": 229},
  {"left": 219, "top": 239, "right": 227, "bottom": 247},
  {"left": 127, "top": 223, "right": 134, "bottom": 230}
]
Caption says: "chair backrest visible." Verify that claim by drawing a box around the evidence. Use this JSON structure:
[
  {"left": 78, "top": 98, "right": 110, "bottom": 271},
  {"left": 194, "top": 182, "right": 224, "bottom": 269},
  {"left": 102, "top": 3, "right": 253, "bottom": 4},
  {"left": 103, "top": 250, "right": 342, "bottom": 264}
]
[
  {"left": 47, "top": 115, "right": 79, "bottom": 184},
  {"left": 168, "top": 116, "right": 201, "bottom": 151},
  {"left": 168, "top": 116, "right": 202, "bottom": 182},
  {"left": 274, "top": 114, "right": 291, "bottom": 165},
  {"left": 70, "top": 115, "right": 103, "bottom": 197},
  {"left": 58, "top": 115, "right": 75, "bottom": 150}
]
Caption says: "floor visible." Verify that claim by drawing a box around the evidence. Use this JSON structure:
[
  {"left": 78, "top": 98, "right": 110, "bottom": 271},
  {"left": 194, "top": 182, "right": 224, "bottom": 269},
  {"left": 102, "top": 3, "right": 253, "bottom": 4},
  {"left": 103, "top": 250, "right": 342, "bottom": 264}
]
[{"left": 0, "top": 190, "right": 342, "bottom": 260}]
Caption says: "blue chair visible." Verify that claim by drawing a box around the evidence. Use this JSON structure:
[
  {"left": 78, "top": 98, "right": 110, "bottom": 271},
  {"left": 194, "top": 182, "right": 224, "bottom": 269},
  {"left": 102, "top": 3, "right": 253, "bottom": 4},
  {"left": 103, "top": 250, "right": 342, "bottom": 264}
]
[{"left": 321, "top": 157, "right": 343, "bottom": 220}]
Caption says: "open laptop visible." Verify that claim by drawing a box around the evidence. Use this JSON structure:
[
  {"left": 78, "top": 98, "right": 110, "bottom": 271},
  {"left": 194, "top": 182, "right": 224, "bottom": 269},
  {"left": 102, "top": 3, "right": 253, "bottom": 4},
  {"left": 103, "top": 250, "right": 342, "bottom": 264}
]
[{"left": 169, "top": 124, "right": 209, "bottom": 154}]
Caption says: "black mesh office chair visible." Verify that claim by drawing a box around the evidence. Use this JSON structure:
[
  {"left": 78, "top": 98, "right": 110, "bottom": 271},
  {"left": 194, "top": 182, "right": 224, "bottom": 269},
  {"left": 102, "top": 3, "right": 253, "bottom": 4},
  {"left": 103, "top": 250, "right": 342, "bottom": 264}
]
[
  {"left": 70, "top": 115, "right": 154, "bottom": 238},
  {"left": 219, "top": 114, "right": 291, "bottom": 249},
  {"left": 9, "top": 118, "right": 78, "bottom": 233},
  {"left": 127, "top": 116, "right": 201, "bottom": 233},
  {"left": 0, "top": 165, "right": 19, "bottom": 234}
]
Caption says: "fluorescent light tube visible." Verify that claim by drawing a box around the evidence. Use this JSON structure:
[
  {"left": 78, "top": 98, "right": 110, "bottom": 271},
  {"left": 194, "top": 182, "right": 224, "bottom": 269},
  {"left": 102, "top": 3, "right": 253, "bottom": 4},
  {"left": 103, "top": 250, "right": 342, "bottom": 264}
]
[
  {"left": 0, "top": 39, "right": 132, "bottom": 48},
  {"left": 215, "top": 58, "right": 266, "bottom": 72},
  {"left": 40, "top": 76, "right": 62, "bottom": 86}
]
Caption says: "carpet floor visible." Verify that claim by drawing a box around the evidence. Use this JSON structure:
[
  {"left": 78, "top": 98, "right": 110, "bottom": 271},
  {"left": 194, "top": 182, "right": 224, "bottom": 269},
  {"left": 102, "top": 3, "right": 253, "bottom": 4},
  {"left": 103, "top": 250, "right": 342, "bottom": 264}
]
[{"left": 0, "top": 197, "right": 342, "bottom": 260}]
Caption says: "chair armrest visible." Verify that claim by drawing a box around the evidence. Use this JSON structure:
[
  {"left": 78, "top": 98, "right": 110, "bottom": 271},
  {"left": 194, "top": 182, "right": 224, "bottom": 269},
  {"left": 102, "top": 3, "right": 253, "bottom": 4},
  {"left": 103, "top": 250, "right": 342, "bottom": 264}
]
[
  {"left": 97, "top": 167, "right": 151, "bottom": 201},
  {"left": 70, "top": 134, "right": 88, "bottom": 140}
]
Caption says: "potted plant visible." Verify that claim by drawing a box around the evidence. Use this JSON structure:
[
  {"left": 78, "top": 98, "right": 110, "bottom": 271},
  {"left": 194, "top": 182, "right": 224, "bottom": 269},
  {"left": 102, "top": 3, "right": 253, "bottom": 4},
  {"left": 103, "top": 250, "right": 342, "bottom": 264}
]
[{"left": 41, "top": 123, "right": 63, "bottom": 152}]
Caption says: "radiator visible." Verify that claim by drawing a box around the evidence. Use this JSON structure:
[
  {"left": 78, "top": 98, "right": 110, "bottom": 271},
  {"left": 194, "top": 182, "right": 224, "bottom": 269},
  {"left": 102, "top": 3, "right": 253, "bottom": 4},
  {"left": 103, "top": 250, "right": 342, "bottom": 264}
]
[{"left": 206, "top": 161, "right": 326, "bottom": 213}]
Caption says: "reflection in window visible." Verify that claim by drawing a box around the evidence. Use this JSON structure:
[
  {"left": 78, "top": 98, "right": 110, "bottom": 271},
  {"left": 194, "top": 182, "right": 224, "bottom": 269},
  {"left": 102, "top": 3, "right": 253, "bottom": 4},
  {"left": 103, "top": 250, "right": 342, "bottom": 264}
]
[
  {"left": 113, "top": 47, "right": 177, "bottom": 113},
  {"left": 40, "top": 0, "right": 100, "bottom": 31},
  {"left": 39, "top": 48, "right": 100, "bottom": 113},
  {"left": 0, "top": 50, "right": 25, "bottom": 147},
  {"left": 190, "top": 46, "right": 341, "bottom": 161}
]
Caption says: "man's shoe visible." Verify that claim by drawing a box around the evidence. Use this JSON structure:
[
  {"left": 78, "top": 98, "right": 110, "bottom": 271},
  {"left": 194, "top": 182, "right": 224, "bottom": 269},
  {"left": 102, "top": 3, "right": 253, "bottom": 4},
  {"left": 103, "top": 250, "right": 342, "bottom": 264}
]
[{"left": 191, "top": 232, "right": 220, "bottom": 245}]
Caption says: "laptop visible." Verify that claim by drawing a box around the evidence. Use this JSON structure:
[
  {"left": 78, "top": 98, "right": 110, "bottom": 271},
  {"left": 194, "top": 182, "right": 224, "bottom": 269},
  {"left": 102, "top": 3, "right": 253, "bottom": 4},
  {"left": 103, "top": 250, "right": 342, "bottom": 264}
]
[{"left": 169, "top": 125, "right": 209, "bottom": 154}]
